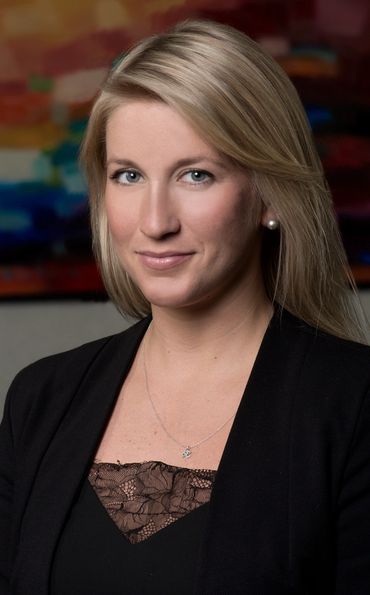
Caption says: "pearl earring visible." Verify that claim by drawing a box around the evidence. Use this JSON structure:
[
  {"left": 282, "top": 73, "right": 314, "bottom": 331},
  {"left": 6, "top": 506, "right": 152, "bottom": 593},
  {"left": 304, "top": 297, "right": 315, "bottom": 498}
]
[{"left": 266, "top": 219, "right": 279, "bottom": 230}]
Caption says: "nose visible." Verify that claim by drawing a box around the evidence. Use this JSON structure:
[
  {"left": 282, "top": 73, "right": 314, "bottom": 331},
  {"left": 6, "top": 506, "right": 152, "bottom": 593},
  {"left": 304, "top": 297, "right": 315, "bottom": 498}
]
[{"left": 139, "top": 181, "right": 180, "bottom": 239}]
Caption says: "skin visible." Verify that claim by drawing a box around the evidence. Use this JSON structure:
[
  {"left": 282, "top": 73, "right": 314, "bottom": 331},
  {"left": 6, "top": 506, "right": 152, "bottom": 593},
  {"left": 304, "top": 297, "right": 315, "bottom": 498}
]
[
  {"left": 105, "top": 99, "right": 273, "bottom": 318},
  {"left": 96, "top": 99, "right": 277, "bottom": 468}
]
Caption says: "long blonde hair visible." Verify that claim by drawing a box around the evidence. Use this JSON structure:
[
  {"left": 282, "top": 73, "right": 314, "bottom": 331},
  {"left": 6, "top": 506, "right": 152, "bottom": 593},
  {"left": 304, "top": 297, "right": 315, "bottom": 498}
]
[{"left": 80, "top": 18, "right": 367, "bottom": 342}]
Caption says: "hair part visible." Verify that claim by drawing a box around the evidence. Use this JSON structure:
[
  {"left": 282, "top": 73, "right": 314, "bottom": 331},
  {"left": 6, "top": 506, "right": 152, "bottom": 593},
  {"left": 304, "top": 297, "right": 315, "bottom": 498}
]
[{"left": 80, "top": 18, "right": 367, "bottom": 343}]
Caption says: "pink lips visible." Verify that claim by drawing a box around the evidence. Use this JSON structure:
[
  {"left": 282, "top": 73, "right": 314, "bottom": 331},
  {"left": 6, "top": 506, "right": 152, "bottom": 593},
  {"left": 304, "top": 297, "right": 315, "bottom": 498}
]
[{"left": 136, "top": 251, "right": 193, "bottom": 270}]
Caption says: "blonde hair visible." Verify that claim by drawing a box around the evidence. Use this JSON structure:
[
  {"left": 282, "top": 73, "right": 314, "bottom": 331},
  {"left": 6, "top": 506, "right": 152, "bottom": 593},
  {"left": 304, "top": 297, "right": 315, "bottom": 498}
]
[{"left": 80, "top": 18, "right": 367, "bottom": 342}]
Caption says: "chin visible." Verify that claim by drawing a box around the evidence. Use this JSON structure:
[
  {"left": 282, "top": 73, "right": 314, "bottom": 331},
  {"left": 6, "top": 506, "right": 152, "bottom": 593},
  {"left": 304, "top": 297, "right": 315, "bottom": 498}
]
[
  {"left": 142, "top": 291, "right": 193, "bottom": 310},
  {"left": 139, "top": 282, "right": 223, "bottom": 312},
  {"left": 135, "top": 280, "right": 199, "bottom": 310}
]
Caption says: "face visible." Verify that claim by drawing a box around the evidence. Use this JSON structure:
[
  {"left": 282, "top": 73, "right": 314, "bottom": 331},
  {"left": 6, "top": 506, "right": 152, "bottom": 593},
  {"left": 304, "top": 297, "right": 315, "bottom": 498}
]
[{"left": 104, "top": 99, "right": 266, "bottom": 311}]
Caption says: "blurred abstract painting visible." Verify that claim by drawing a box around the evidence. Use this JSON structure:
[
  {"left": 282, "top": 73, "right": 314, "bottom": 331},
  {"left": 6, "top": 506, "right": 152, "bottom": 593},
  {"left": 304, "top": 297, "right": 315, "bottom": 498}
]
[{"left": 0, "top": 0, "right": 369, "bottom": 298}]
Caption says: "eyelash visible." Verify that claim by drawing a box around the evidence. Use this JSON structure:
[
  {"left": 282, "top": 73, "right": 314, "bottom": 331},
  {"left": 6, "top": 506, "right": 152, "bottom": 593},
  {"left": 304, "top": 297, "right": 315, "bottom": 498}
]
[
  {"left": 181, "top": 170, "right": 213, "bottom": 185},
  {"left": 109, "top": 169, "right": 143, "bottom": 185},
  {"left": 109, "top": 168, "right": 214, "bottom": 186}
]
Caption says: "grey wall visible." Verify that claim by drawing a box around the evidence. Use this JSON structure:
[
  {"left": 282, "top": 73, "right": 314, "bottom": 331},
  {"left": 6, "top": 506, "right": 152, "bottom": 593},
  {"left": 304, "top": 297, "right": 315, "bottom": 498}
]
[
  {"left": 0, "top": 300, "right": 134, "bottom": 416},
  {"left": 1, "top": 292, "right": 370, "bottom": 416}
]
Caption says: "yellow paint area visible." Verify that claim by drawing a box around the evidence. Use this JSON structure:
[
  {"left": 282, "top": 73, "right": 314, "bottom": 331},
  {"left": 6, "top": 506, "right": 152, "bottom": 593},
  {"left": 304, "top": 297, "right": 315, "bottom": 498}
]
[
  {"left": 0, "top": 121, "right": 66, "bottom": 149},
  {"left": 0, "top": 0, "right": 187, "bottom": 43}
]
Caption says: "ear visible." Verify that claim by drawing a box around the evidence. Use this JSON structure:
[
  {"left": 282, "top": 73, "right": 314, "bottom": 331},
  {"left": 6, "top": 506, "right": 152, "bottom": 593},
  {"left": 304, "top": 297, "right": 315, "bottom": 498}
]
[{"left": 261, "top": 206, "right": 279, "bottom": 229}]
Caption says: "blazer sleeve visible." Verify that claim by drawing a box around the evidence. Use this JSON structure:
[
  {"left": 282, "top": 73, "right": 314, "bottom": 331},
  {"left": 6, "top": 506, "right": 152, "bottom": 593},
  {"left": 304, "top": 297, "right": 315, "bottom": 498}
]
[
  {"left": 0, "top": 336, "right": 116, "bottom": 595},
  {"left": 0, "top": 375, "right": 18, "bottom": 595},
  {"left": 335, "top": 385, "right": 370, "bottom": 593}
]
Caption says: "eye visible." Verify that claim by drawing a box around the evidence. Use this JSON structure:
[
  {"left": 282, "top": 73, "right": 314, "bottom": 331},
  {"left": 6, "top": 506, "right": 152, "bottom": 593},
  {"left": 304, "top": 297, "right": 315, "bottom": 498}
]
[
  {"left": 181, "top": 169, "right": 213, "bottom": 185},
  {"left": 110, "top": 169, "right": 143, "bottom": 185}
]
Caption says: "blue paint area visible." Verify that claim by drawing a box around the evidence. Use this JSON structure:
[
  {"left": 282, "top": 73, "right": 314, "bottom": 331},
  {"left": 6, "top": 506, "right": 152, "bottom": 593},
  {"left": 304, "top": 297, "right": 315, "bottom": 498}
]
[
  {"left": 291, "top": 45, "right": 338, "bottom": 62},
  {"left": 68, "top": 118, "right": 89, "bottom": 137},
  {"left": 359, "top": 252, "right": 370, "bottom": 264},
  {"left": 0, "top": 183, "right": 86, "bottom": 214},
  {"left": 0, "top": 128, "right": 90, "bottom": 265},
  {"left": 306, "top": 106, "right": 334, "bottom": 129},
  {"left": 0, "top": 211, "right": 32, "bottom": 232},
  {"left": 0, "top": 183, "right": 90, "bottom": 259},
  {"left": 50, "top": 140, "right": 80, "bottom": 166},
  {"left": 33, "top": 152, "right": 53, "bottom": 180},
  {"left": 58, "top": 162, "right": 87, "bottom": 199}
]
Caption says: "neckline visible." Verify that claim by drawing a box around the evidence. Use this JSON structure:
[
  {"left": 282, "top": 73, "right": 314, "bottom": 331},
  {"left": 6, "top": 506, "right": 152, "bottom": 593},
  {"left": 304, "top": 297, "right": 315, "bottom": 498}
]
[
  {"left": 91, "top": 306, "right": 284, "bottom": 482},
  {"left": 92, "top": 459, "right": 217, "bottom": 473}
]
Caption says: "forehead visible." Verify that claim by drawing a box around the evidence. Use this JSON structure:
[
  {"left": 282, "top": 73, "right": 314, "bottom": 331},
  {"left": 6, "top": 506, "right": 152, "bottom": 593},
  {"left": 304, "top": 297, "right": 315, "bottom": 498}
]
[{"left": 105, "top": 99, "right": 221, "bottom": 162}]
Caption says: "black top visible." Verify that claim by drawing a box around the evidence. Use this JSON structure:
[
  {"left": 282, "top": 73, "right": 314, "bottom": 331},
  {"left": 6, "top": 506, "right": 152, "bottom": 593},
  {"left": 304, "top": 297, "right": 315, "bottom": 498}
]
[
  {"left": 2, "top": 309, "right": 370, "bottom": 594},
  {"left": 50, "top": 476, "right": 210, "bottom": 595}
]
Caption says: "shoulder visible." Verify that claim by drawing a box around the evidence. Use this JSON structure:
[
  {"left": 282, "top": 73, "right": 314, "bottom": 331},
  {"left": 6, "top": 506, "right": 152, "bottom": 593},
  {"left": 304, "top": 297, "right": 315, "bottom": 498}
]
[
  {"left": 276, "top": 307, "right": 370, "bottom": 370},
  {"left": 272, "top": 311, "right": 370, "bottom": 468},
  {"left": 13, "top": 316, "right": 149, "bottom": 382},
  {"left": 275, "top": 309, "right": 370, "bottom": 427},
  {"left": 271, "top": 308, "right": 370, "bottom": 412},
  {"left": 4, "top": 317, "right": 150, "bottom": 429}
]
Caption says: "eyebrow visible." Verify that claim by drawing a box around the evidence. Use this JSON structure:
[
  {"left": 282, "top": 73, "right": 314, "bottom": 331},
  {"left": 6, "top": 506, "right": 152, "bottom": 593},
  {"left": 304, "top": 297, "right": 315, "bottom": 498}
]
[{"left": 106, "top": 156, "right": 229, "bottom": 170}]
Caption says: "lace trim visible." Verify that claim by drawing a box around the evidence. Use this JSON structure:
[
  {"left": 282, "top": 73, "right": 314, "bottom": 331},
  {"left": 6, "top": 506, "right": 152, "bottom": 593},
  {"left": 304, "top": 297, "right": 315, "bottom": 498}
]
[{"left": 88, "top": 460, "right": 216, "bottom": 544}]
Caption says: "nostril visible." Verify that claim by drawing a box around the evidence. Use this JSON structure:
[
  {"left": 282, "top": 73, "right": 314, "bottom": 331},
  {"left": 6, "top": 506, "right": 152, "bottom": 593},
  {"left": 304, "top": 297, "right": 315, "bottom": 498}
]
[
  {"left": 139, "top": 208, "right": 181, "bottom": 239},
  {"left": 140, "top": 222, "right": 181, "bottom": 240}
]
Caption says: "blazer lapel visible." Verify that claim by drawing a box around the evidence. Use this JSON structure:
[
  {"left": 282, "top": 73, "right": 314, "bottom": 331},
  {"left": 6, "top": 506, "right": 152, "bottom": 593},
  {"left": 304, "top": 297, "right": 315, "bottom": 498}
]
[
  {"left": 14, "top": 309, "right": 311, "bottom": 595},
  {"left": 13, "top": 318, "right": 150, "bottom": 595},
  {"left": 195, "top": 310, "right": 311, "bottom": 594}
]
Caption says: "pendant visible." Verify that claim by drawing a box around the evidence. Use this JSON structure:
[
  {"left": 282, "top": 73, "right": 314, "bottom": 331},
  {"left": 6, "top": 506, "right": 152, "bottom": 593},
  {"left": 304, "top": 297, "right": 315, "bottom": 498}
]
[{"left": 182, "top": 446, "right": 192, "bottom": 459}]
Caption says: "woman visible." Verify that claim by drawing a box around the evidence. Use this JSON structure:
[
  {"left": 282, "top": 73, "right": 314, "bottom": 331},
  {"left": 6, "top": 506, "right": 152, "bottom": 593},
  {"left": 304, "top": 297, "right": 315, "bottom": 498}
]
[{"left": 1, "top": 19, "right": 370, "bottom": 595}]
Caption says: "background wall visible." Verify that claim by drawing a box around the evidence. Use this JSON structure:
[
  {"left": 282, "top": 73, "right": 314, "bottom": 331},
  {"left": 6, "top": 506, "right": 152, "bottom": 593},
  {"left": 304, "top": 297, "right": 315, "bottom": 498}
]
[
  {"left": 0, "top": 300, "right": 134, "bottom": 415},
  {"left": 1, "top": 293, "right": 370, "bottom": 416},
  {"left": 1, "top": 1, "right": 369, "bottom": 415},
  {"left": 1, "top": 0, "right": 370, "bottom": 299}
]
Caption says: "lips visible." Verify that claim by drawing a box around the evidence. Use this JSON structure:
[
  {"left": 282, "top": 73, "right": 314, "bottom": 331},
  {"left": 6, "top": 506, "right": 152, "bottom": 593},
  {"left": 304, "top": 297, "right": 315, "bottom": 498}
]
[{"left": 136, "top": 250, "right": 194, "bottom": 270}]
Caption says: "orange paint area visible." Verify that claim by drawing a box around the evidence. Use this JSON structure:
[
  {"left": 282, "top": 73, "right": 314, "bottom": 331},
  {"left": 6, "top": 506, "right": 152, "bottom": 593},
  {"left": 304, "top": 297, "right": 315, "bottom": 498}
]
[
  {"left": 0, "top": 260, "right": 105, "bottom": 298},
  {"left": 0, "top": 92, "right": 51, "bottom": 126}
]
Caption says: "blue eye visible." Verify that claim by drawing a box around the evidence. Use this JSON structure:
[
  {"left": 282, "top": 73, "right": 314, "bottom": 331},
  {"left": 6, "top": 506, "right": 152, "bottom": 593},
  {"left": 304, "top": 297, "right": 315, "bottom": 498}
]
[
  {"left": 111, "top": 169, "right": 143, "bottom": 184},
  {"left": 182, "top": 170, "right": 212, "bottom": 184}
]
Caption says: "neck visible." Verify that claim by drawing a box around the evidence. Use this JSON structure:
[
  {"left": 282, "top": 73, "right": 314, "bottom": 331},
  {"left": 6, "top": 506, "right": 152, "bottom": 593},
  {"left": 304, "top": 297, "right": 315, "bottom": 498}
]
[{"left": 148, "top": 282, "right": 273, "bottom": 360}]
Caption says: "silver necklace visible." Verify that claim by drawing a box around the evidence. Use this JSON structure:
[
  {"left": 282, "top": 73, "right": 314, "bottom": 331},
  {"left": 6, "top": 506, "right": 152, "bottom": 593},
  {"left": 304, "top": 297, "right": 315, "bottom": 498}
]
[{"left": 142, "top": 330, "right": 238, "bottom": 459}]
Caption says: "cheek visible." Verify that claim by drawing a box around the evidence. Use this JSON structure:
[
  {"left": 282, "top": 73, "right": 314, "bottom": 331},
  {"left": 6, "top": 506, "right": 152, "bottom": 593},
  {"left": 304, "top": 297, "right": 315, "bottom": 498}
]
[
  {"left": 200, "top": 191, "right": 258, "bottom": 244},
  {"left": 104, "top": 194, "right": 138, "bottom": 244}
]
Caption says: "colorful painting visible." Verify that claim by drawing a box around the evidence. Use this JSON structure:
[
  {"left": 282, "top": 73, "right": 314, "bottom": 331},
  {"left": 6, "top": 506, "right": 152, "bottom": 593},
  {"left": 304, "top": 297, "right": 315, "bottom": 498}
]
[{"left": 0, "top": 0, "right": 369, "bottom": 298}]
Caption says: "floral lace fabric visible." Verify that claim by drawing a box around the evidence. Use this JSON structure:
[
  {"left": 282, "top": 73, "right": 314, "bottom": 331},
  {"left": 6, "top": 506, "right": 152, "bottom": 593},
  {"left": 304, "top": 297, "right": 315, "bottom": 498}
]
[{"left": 88, "top": 460, "right": 216, "bottom": 544}]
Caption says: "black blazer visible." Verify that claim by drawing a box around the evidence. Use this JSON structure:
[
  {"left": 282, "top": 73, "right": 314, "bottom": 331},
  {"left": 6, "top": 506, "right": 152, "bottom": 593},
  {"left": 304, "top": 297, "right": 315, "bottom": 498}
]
[{"left": 1, "top": 309, "right": 370, "bottom": 595}]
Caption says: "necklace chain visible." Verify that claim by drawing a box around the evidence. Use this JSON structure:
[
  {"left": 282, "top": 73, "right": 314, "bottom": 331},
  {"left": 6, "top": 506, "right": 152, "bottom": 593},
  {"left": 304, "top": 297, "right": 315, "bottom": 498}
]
[{"left": 142, "top": 328, "right": 238, "bottom": 459}]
